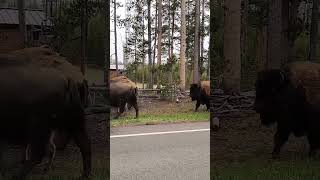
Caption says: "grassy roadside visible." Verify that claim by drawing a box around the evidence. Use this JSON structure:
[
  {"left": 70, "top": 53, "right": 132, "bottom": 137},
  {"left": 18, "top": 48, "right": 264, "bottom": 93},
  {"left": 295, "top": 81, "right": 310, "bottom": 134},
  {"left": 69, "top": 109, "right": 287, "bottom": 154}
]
[
  {"left": 212, "top": 159, "right": 320, "bottom": 180},
  {"left": 111, "top": 111, "right": 209, "bottom": 127},
  {"left": 0, "top": 159, "right": 110, "bottom": 180}
]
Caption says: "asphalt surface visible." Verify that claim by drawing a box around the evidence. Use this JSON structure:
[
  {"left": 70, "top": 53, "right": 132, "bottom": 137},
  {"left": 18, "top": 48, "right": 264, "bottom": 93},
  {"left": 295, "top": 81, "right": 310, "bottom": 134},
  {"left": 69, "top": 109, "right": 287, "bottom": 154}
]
[{"left": 110, "top": 122, "right": 210, "bottom": 180}]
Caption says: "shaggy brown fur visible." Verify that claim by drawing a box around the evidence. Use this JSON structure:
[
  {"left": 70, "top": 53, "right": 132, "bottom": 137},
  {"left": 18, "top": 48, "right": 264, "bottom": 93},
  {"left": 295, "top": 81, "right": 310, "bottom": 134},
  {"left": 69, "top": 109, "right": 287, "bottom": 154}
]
[
  {"left": 200, "top": 81, "right": 210, "bottom": 96},
  {"left": 111, "top": 75, "right": 137, "bottom": 88},
  {"left": 8, "top": 47, "right": 85, "bottom": 84},
  {"left": 285, "top": 62, "right": 320, "bottom": 105}
]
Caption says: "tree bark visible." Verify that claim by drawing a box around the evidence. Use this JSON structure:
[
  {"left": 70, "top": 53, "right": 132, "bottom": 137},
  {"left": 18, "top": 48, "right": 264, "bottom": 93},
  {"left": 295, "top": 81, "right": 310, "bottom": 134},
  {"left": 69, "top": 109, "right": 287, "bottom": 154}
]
[
  {"left": 309, "top": 0, "right": 319, "bottom": 62},
  {"left": 281, "top": 0, "right": 289, "bottom": 65},
  {"left": 241, "top": 0, "right": 248, "bottom": 64},
  {"left": 256, "top": 26, "right": 268, "bottom": 72},
  {"left": 152, "top": 3, "right": 158, "bottom": 89},
  {"left": 148, "top": 0, "right": 153, "bottom": 88},
  {"left": 223, "top": 0, "right": 241, "bottom": 94},
  {"left": 171, "top": 5, "right": 175, "bottom": 59},
  {"left": 157, "top": 0, "right": 163, "bottom": 65},
  {"left": 180, "top": 0, "right": 186, "bottom": 91},
  {"left": 18, "top": 0, "right": 25, "bottom": 48},
  {"left": 142, "top": 10, "right": 145, "bottom": 89},
  {"left": 80, "top": 0, "right": 88, "bottom": 75},
  {"left": 289, "top": 0, "right": 300, "bottom": 61},
  {"left": 193, "top": 0, "right": 201, "bottom": 84},
  {"left": 267, "top": 0, "right": 283, "bottom": 69},
  {"left": 104, "top": 0, "right": 110, "bottom": 84},
  {"left": 200, "top": 0, "right": 205, "bottom": 77},
  {"left": 114, "top": 0, "right": 118, "bottom": 71}
]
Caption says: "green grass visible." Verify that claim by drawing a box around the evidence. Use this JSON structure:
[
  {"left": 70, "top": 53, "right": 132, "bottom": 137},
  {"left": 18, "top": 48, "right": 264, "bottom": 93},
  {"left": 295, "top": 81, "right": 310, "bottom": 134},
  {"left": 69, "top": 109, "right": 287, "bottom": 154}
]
[
  {"left": 0, "top": 159, "right": 110, "bottom": 180},
  {"left": 111, "top": 111, "right": 209, "bottom": 127},
  {"left": 212, "top": 159, "right": 320, "bottom": 180}
]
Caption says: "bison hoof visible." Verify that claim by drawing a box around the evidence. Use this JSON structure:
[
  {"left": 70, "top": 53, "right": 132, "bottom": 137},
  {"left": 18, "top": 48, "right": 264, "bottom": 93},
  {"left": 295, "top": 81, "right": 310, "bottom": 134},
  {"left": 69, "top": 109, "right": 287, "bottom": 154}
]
[
  {"left": 271, "top": 152, "right": 280, "bottom": 159},
  {"left": 80, "top": 172, "right": 92, "bottom": 179}
]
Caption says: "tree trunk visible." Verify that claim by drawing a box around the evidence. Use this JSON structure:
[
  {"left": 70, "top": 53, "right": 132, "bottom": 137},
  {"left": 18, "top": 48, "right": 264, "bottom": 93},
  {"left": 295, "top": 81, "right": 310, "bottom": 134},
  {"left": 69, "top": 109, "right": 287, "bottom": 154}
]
[
  {"left": 80, "top": 0, "right": 88, "bottom": 75},
  {"left": 104, "top": 0, "right": 110, "bottom": 84},
  {"left": 289, "top": 0, "right": 300, "bottom": 61},
  {"left": 157, "top": 0, "right": 163, "bottom": 88},
  {"left": 223, "top": 0, "right": 241, "bottom": 94},
  {"left": 209, "top": 0, "right": 214, "bottom": 82},
  {"left": 256, "top": 26, "right": 268, "bottom": 72},
  {"left": 267, "top": 0, "right": 283, "bottom": 69},
  {"left": 171, "top": 6, "right": 175, "bottom": 59},
  {"left": 309, "top": 0, "right": 319, "bottom": 62},
  {"left": 157, "top": 0, "right": 163, "bottom": 65},
  {"left": 142, "top": 10, "right": 145, "bottom": 89},
  {"left": 114, "top": 0, "right": 118, "bottom": 71},
  {"left": 241, "top": 0, "right": 248, "bottom": 64},
  {"left": 200, "top": 0, "right": 205, "bottom": 77},
  {"left": 18, "top": 0, "right": 25, "bottom": 48},
  {"left": 193, "top": 0, "right": 200, "bottom": 84},
  {"left": 168, "top": 0, "right": 171, "bottom": 59},
  {"left": 152, "top": 4, "right": 158, "bottom": 89},
  {"left": 148, "top": 0, "right": 153, "bottom": 88},
  {"left": 180, "top": 0, "right": 186, "bottom": 91},
  {"left": 281, "top": 0, "right": 289, "bottom": 65}
]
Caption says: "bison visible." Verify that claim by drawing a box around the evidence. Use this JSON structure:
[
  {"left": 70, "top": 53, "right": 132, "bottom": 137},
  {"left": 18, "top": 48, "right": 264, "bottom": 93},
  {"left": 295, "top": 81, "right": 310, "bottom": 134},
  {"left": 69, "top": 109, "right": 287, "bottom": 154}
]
[
  {"left": 110, "top": 75, "right": 139, "bottom": 119},
  {"left": 254, "top": 62, "right": 320, "bottom": 158},
  {"left": 0, "top": 62, "right": 91, "bottom": 179},
  {"left": 189, "top": 81, "right": 210, "bottom": 111}
]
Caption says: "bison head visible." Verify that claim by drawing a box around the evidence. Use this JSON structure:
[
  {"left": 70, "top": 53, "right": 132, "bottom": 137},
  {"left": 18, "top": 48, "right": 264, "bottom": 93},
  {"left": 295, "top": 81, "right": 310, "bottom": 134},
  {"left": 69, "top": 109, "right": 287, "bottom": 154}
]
[
  {"left": 254, "top": 69, "right": 290, "bottom": 125},
  {"left": 190, "top": 83, "right": 201, "bottom": 101}
]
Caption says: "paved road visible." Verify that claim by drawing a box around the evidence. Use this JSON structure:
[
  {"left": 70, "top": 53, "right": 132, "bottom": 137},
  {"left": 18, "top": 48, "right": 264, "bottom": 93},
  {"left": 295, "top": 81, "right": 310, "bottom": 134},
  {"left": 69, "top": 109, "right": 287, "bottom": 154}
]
[{"left": 110, "top": 122, "right": 210, "bottom": 180}]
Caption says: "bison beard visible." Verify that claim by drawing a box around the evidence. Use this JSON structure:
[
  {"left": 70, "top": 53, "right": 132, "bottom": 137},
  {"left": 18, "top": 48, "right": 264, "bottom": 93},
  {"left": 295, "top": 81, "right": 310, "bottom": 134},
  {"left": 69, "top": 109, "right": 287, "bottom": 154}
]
[
  {"left": 189, "top": 81, "right": 210, "bottom": 111},
  {"left": 254, "top": 62, "right": 320, "bottom": 158},
  {"left": 0, "top": 64, "right": 91, "bottom": 179}
]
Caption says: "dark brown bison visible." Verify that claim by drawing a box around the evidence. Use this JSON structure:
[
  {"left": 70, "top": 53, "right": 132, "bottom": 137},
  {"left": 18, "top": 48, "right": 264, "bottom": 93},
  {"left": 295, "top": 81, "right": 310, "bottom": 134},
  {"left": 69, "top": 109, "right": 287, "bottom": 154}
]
[
  {"left": 7, "top": 47, "right": 89, "bottom": 108},
  {"left": 254, "top": 61, "right": 320, "bottom": 158},
  {"left": 0, "top": 62, "right": 91, "bottom": 179},
  {"left": 189, "top": 81, "right": 210, "bottom": 111},
  {"left": 110, "top": 75, "right": 138, "bottom": 119}
]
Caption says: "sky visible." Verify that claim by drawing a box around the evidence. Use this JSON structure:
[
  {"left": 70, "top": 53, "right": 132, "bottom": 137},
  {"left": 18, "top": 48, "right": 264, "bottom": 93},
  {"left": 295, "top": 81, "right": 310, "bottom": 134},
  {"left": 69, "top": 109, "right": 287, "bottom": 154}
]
[{"left": 110, "top": 0, "right": 210, "bottom": 65}]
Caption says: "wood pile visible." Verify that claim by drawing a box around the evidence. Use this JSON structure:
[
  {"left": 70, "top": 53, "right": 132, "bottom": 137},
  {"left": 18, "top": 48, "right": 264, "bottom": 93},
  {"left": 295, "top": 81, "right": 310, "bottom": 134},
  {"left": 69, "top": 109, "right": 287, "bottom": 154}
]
[{"left": 210, "top": 89, "right": 256, "bottom": 117}]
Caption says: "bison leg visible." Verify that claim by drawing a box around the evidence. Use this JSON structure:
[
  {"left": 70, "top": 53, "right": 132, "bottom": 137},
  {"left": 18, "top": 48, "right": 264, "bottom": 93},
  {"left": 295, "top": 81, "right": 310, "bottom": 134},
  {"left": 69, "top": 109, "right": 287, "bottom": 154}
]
[
  {"left": 71, "top": 127, "right": 91, "bottom": 178},
  {"left": 18, "top": 143, "right": 46, "bottom": 180},
  {"left": 272, "top": 130, "right": 290, "bottom": 159},
  {"left": 133, "top": 103, "right": 139, "bottom": 119},
  {"left": 195, "top": 101, "right": 201, "bottom": 112},
  {"left": 206, "top": 103, "right": 210, "bottom": 111},
  {"left": 307, "top": 133, "right": 319, "bottom": 158},
  {"left": 43, "top": 132, "right": 57, "bottom": 173},
  {"left": 114, "top": 103, "right": 126, "bottom": 119}
]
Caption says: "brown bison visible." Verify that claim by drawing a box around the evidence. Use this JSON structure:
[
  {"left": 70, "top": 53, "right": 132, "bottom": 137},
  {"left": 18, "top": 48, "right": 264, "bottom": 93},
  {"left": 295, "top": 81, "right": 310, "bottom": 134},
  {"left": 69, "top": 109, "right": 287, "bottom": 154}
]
[
  {"left": 254, "top": 61, "right": 320, "bottom": 158},
  {"left": 110, "top": 75, "right": 139, "bottom": 119},
  {"left": 0, "top": 55, "right": 91, "bottom": 179},
  {"left": 8, "top": 47, "right": 89, "bottom": 108},
  {"left": 189, "top": 81, "right": 210, "bottom": 111}
]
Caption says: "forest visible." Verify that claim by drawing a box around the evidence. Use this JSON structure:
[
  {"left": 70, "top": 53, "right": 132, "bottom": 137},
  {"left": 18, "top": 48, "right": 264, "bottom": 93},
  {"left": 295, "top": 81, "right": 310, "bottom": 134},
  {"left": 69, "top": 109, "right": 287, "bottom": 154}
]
[
  {"left": 111, "top": 0, "right": 210, "bottom": 92},
  {"left": 211, "top": 0, "right": 319, "bottom": 93}
]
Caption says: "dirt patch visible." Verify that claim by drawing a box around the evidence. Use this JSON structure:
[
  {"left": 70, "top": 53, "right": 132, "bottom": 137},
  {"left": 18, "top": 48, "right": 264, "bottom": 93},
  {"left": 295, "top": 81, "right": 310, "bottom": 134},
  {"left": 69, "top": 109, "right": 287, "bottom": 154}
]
[
  {"left": 111, "top": 97, "right": 208, "bottom": 118},
  {"left": 212, "top": 113, "right": 310, "bottom": 170}
]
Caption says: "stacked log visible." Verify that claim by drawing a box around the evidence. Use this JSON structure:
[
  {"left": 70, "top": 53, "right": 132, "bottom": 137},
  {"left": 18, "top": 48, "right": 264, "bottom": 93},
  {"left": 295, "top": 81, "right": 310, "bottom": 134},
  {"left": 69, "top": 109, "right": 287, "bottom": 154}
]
[{"left": 210, "top": 90, "right": 255, "bottom": 117}]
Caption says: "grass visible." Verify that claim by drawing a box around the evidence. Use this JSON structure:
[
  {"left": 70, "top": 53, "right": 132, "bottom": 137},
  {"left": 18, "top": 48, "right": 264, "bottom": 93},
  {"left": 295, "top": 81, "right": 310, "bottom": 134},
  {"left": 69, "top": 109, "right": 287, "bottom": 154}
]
[
  {"left": 0, "top": 159, "right": 109, "bottom": 180},
  {"left": 212, "top": 159, "right": 320, "bottom": 180},
  {"left": 111, "top": 111, "right": 209, "bottom": 127}
]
